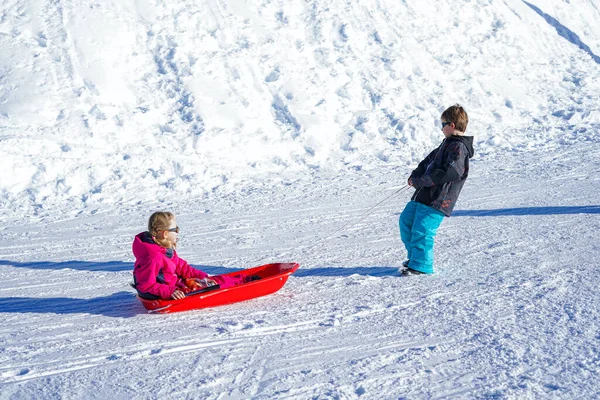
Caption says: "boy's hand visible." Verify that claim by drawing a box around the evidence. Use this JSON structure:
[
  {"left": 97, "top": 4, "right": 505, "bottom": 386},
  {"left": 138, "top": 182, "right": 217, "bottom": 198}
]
[
  {"left": 408, "top": 177, "right": 414, "bottom": 187},
  {"left": 171, "top": 289, "right": 185, "bottom": 300}
]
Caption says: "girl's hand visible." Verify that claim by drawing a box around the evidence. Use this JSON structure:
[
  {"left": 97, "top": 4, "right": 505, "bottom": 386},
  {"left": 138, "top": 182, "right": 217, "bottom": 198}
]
[
  {"left": 171, "top": 289, "right": 185, "bottom": 300},
  {"left": 195, "top": 278, "right": 217, "bottom": 287}
]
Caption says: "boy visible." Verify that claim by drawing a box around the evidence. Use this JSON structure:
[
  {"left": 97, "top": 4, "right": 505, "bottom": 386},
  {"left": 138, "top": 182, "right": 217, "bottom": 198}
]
[{"left": 399, "top": 104, "right": 474, "bottom": 275}]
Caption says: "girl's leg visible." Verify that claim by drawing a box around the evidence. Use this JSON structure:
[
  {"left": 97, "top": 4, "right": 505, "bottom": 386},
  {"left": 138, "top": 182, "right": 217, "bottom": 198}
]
[
  {"left": 399, "top": 201, "right": 418, "bottom": 260},
  {"left": 212, "top": 274, "right": 246, "bottom": 288},
  {"left": 407, "top": 203, "right": 445, "bottom": 274}
]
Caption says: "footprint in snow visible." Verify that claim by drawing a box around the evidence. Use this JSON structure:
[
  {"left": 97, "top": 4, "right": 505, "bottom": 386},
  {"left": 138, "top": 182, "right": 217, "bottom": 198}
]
[
  {"left": 319, "top": 315, "right": 342, "bottom": 327},
  {"left": 1, "top": 368, "right": 30, "bottom": 378}
]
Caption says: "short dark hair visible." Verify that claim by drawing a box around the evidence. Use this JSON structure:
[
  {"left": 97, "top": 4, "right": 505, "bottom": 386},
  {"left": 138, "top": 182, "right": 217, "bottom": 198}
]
[{"left": 441, "top": 104, "right": 468, "bottom": 132}]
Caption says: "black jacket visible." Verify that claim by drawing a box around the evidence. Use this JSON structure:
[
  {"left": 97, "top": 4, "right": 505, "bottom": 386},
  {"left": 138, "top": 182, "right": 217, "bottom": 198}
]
[{"left": 410, "top": 135, "right": 475, "bottom": 216}]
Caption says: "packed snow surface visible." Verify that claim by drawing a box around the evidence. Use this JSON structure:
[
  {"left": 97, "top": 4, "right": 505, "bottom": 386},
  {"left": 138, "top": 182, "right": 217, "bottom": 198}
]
[{"left": 1, "top": 0, "right": 600, "bottom": 398}]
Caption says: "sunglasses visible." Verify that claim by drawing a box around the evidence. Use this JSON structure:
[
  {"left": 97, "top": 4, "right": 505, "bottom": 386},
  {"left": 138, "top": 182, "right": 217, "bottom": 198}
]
[
  {"left": 166, "top": 226, "right": 180, "bottom": 233},
  {"left": 441, "top": 121, "right": 452, "bottom": 128}
]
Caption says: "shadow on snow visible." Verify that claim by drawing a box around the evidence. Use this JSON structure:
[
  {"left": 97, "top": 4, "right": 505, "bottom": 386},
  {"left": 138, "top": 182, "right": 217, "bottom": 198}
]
[
  {"left": 523, "top": 1, "right": 600, "bottom": 65},
  {"left": 0, "top": 292, "right": 141, "bottom": 318},
  {"left": 0, "top": 259, "right": 240, "bottom": 275},
  {"left": 0, "top": 267, "right": 400, "bottom": 318},
  {"left": 295, "top": 266, "right": 400, "bottom": 277},
  {"left": 453, "top": 205, "right": 600, "bottom": 217},
  {"left": 0, "top": 263, "right": 246, "bottom": 317},
  {"left": 0, "top": 259, "right": 134, "bottom": 272},
  {"left": 0, "top": 258, "right": 400, "bottom": 278},
  {"left": 0, "top": 262, "right": 400, "bottom": 317}
]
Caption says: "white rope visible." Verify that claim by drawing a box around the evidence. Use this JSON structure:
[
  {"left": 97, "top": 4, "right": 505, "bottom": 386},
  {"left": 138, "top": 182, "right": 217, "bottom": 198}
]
[
  {"left": 254, "top": 184, "right": 411, "bottom": 265},
  {"left": 300, "top": 184, "right": 411, "bottom": 254}
]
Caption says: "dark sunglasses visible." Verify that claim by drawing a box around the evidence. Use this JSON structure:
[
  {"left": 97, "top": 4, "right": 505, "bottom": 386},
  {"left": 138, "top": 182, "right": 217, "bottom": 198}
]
[
  {"left": 441, "top": 121, "right": 452, "bottom": 128},
  {"left": 166, "top": 226, "right": 180, "bottom": 233}
]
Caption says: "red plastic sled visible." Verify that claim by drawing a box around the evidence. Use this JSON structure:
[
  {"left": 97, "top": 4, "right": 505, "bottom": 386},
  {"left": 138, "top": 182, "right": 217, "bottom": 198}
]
[{"left": 136, "top": 262, "right": 299, "bottom": 314}]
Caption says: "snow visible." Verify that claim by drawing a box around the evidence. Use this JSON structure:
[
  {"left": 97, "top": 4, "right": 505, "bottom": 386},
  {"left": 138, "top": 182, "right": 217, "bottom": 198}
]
[{"left": 1, "top": 0, "right": 600, "bottom": 398}]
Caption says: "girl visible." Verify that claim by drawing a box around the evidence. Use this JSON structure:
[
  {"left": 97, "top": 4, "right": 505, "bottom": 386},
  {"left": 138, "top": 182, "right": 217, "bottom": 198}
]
[{"left": 132, "top": 211, "right": 252, "bottom": 300}]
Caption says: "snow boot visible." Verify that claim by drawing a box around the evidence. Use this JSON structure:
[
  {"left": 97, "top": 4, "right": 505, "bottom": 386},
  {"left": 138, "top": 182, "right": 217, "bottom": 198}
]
[{"left": 400, "top": 266, "right": 426, "bottom": 276}]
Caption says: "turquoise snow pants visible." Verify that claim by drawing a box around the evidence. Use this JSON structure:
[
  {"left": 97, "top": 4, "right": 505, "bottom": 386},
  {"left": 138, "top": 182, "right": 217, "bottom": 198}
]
[{"left": 399, "top": 201, "right": 445, "bottom": 274}]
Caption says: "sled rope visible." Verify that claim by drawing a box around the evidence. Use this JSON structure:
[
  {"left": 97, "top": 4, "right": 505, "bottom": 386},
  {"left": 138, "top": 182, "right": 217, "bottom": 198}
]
[
  {"left": 300, "top": 184, "right": 411, "bottom": 255},
  {"left": 255, "top": 184, "right": 411, "bottom": 265}
]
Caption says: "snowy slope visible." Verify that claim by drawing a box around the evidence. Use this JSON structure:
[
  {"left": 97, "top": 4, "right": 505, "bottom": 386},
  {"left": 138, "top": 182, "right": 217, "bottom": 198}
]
[
  {"left": 1, "top": 0, "right": 600, "bottom": 216},
  {"left": 1, "top": 142, "right": 600, "bottom": 399},
  {"left": 1, "top": 0, "right": 600, "bottom": 398}
]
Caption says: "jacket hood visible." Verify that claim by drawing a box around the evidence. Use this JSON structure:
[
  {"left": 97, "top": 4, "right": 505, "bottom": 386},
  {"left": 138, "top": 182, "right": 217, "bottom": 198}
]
[
  {"left": 448, "top": 135, "right": 475, "bottom": 158},
  {"left": 132, "top": 232, "right": 174, "bottom": 260}
]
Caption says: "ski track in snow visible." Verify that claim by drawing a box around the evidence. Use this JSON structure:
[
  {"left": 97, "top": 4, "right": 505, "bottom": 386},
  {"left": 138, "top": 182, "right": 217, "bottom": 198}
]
[
  {"left": 1, "top": 143, "right": 600, "bottom": 398},
  {"left": 2, "top": 0, "right": 600, "bottom": 398}
]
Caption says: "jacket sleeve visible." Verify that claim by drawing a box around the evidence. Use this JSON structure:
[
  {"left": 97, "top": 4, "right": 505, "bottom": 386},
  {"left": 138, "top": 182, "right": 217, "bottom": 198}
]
[
  {"left": 410, "top": 148, "right": 437, "bottom": 182},
  {"left": 134, "top": 257, "right": 176, "bottom": 299},
  {"left": 412, "top": 142, "right": 467, "bottom": 188},
  {"left": 175, "top": 256, "right": 209, "bottom": 280},
  {"left": 410, "top": 148, "right": 438, "bottom": 188}
]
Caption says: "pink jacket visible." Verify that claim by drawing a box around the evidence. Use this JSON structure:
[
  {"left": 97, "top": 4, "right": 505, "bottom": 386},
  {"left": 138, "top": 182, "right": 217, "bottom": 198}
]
[{"left": 132, "top": 232, "right": 208, "bottom": 299}]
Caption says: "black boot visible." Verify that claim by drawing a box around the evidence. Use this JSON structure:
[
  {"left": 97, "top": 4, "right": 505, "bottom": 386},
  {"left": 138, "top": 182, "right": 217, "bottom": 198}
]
[{"left": 400, "top": 266, "right": 426, "bottom": 276}]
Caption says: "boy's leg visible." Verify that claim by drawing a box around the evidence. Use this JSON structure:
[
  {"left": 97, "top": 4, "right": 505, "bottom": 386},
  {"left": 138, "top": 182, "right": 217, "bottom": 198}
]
[
  {"left": 399, "top": 201, "right": 418, "bottom": 260},
  {"left": 407, "top": 203, "right": 445, "bottom": 274}
]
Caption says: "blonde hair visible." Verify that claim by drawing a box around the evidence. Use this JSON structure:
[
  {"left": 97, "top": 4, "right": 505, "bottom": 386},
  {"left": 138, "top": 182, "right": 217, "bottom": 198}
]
[
  {"left": 441, "top": 104, "right": 469, "bottom": 133},
  {"left": 148, "top": 211, "right": 176, "bottom": 248}
]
